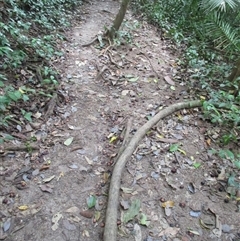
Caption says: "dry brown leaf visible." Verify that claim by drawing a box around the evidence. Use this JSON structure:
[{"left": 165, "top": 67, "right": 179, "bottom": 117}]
[{"left": 80, "top": 210, "right": 93, "bottom": 219}]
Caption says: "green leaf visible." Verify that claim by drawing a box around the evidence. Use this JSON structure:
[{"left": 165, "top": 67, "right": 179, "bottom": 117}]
[
  {"left": 123, "top": 199, "right": 141, "bottom": 223},
  {"left": 139, "top": 213, "right": 150, "bottom": 226},
  {"left": 22, "top": 94, "right": 29, "bottom": 102},
  {"left": 128, "top": 77, "right": 139, "bottom": 82},
  {"left": 193, "top": 162, "right": 201, "bottom": 168},
  {"left": 87, "top": 195, "right": 96, "bottom": 209},
  {"left": 169, "top": 144, "right": 179, "bottom": 153},
  {"left": 0, "top": 81, "right": 4, "bottom": 87},
  {"left": 228, "top": 173, "right": 236, "bottom": 187},
  {"left": 64, "top": 137, "right": 74, "bottom": 146},
  {"left": 8, "top": 90, "right": 22, "bottom": 101},
  {"left": 24, "top": 112, "right": 32, "bottom": 122},
  {"left": 234, "top": 161, "right": 240, "bottom": 169},
  {"left": 4, "top": 134, "right": 14, "bottom": 140}
]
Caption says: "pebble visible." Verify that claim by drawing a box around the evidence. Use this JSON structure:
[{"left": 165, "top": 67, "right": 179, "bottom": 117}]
[
  {"left": 222, "top": 224, "right": 231, "bottom": 233},
  {"left": 63, "top": 219, "right": 76, "bottom": 231}
]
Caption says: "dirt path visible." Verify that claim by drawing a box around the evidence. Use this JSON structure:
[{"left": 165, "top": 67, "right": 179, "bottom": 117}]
[{"left": 1, "top": 1, "right": 239, "bottom": 241}]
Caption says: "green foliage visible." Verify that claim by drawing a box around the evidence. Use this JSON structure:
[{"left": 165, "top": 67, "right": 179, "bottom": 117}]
[
  {"left": 113, "top": 20, "right": 140, "bottom": 46},
  {"left": 0, "top": 0, "right": 82, "bottom": 127},
  {"left": 210, "top": 148, "right": 240, "bottom": 169},
  {"left": 203, "top": 90, "right": 240, "bottom": 127}
]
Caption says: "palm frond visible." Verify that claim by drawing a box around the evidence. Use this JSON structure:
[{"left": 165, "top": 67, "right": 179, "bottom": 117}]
[
  {"left": 201, "top": 0, "right": 238, "bottom": 12},
  {"left": 205, "top": 11, "right": 240, "bottom": 51}
]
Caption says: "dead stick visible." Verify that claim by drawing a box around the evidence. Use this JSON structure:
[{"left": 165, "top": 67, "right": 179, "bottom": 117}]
[
  {"left": 103, "top": 100, "right": 203, "bottom": 241},
  {"left": 139, "top": 52, "right": 160, "bottom": 79},
  {"left": 95, "top": 65, "right": 109, "bottom": 81},
  {"left": 4, "top": 145, "right": 39, "bottom": 152},
  {"left": 82, "top": 37, "right": 98, "bottom": 47}
]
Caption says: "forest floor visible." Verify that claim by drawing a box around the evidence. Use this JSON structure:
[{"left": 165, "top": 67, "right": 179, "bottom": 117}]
[{"left": 1, "top": 0, "right": 240, "bottom": 241}]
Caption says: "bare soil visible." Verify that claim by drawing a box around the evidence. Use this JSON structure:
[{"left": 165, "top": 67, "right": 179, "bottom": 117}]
[{"left": 1, "top": 1, "right": 240, "bottom": 241}]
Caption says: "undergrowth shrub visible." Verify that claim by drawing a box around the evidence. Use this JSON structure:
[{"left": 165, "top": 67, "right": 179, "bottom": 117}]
[{"left": 0, "top": 0, "right": 82, "bottom": 127}]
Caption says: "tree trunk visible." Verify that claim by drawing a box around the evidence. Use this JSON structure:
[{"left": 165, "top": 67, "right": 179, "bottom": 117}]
[{"left": 107, "top": 0, "right": 130, "bottom": 39}]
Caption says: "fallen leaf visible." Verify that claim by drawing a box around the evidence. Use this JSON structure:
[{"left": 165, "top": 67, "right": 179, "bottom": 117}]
[
  {"left": 169, "top": 144, "right": 179, "bottom": 152},
  {"left": 51, "top": 212, "right": 63, "bottom": 231},
  {"left": 199, "top": 219, "right": 214, "bottom": 229},
  {"left": 159, "top": 227, "right": 180, "bottom": 237},
  {"left": 87, "top": 195, "right": 96, "bottom": 209},
  {"left": 39, "top": 184, "right": 54, "bottom": 193},
  {"left": 65, "top": 206, "right": 80, "bottom": 213},
  {"left": 82, "top": 229, "right": 90, "bottom": 237},
  {"left": 103, "top": 172, "right": 110, "bottom": 183},
  {"left": 128, "top": 77, "right": 139, "bottom": 82},
  {"left": 188, "top": 230, "right": 200, "bottom": 235},
  {"left": 162, "top": 201, "right": 174, "bottom": 217},
  {"left": 94, "top": 211, "right": 101, "bottom": 221},
  {"left": 178, "top": 148, "right": 186, "bottom": 155},
  {"left": 139, "top": 213, "right": 150, "bottom": 226},
  {"left": 164, "top": 206, "right": 172, "bottom": 216},
  {"left": 3, "top": 218, "right": 11, "bottom": 232},
  {"left": 84, "top": 156, "right": 93, "bottom": 165},
  {"left": 122, "top": 90, "right": 129, "bottom": 96},
  {"left": 121, "top": 187, "right": 133, "bottom": 194},
  {"left": 80, "top": 210, "right": 93, "bottom": 219},
  {"left": 164, "top": 76, "right": 175, "bottom": 85},
  {"left": 18, "top": 205, "right": 28, "bottom": 211},
  {"left": 188, "top": 182, "right": 196, "bottom": 194},
  {"left": 42, "top": 175, "right": 55, "bottom": 183},
  {"left": 189, "top": 210, "right": 201, "bottom": 217},
  {"left": 123, "top": 199, "right": 141, "bottom": 223},
  {"left": 64, "top": 137, "right": 74, "bottom": 146},
  {"left": 206, "top": 138, "right": 211, "bottom": 146},
  {"left": 161, "top": 200, "right": 174, "bottom": 208},
  {"left": 193, "top": 162, "right": 201, "bottom": 168},
  {"left": 109, "top": 135, "right": 118, "bottom": 143},
  {"left": 69, "top": 164, "right": 78, "bottom": 169}
]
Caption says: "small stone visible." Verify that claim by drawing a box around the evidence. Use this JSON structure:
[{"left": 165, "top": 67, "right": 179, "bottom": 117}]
[
  {"left": 222, "top": 224, "right": 231, "bottom": 233},
  {"left": 63, "top": 219, "right": 76, "bottom": 231}
]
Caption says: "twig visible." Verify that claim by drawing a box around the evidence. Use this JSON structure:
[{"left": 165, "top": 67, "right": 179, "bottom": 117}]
[
  {"left": 107, "top": 53, "right": 120, "bottom": 68},
  {"left": 95, "top": 65, "right": 109, "bottom": 81},
  {"left": 138, "top": 52, "right": 160, "bottom": 80},
  {"left": 103, "top": 100, "right": 203, "bottom": 241},
  {"left": 82, "top": 37, "right": 98, "bottom": 47}
]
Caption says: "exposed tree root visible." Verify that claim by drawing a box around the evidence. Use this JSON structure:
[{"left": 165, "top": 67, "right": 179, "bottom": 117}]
[{"left": 103, "top": 100, "right": 203, "bottom": 241}]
